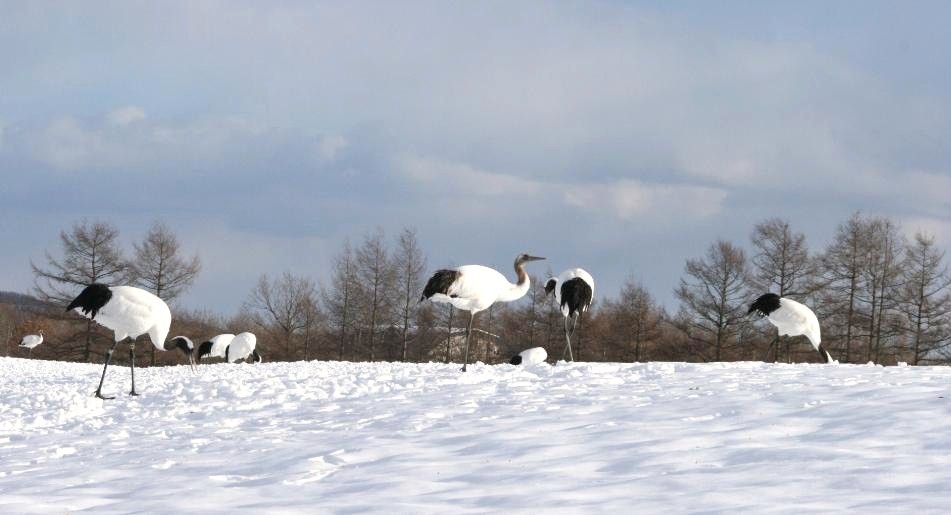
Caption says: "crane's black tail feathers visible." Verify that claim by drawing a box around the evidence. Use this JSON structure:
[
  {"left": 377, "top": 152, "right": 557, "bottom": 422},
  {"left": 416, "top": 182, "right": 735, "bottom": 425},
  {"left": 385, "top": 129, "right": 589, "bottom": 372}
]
[
  {"left": 421, "top": 269, "right": 460, "bottom": 301},
  {"left": 66, "top": 284, "right": 112, "bottom": 319},
  {"left": 510, "top": 355, "right": 523, "bottom": 365},
  {"left": 196, "top": 340, "right": 214, "bottom": 360},
  {"left": 560, "top": 278, "right": 593, "bottom": 318}
]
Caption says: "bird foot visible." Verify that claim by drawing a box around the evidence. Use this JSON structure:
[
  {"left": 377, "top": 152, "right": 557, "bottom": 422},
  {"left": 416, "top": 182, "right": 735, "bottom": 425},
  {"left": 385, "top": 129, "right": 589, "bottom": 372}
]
[
  {"left": 460, "top": 366, "right": 467, "bottom": 372},
  {"left": 95, "top": 390, "right": 114, "bottom": 400},
  {"left": 129, "top": 391, "right": 140, "bottom": 397}
]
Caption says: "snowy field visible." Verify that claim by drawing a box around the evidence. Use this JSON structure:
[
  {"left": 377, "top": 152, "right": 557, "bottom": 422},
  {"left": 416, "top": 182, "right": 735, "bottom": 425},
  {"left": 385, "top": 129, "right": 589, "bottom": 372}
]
[{"left": 2, "top": 357, "right": 951, "bottom": 513}]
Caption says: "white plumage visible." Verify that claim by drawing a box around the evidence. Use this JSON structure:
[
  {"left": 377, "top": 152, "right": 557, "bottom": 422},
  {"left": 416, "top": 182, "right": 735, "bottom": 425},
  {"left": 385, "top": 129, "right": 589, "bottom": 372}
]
[
  {"left": 548, "top": 268, "right": 595, "bottom": 318},
  {"left": 201, "top": 334, "right": 236, "bottom": 360},
  {"left": 545, "top": 268, "right": 595, "bottom": 362},
  {"left": 510, "top": 347, "right": 548, "bottom": 366},
  {"left": 748, "top": 293, "right": 833, "bottom": 364},
  {"left": 19, "top": 332, "right": 44, "bottom": 350},
  {"left": 421, "top": 253, "right": 545, "bottom": 371},
  {"left": 769, "top": 298, "right": 821, "bottom": 347},
  {"left": 71, "top": 285, "right": 171, "bottom": 350},
  {"left": 67, "top": 284, "right": 173, "bottom": 398},
  {"left": 226, "top": 332, "right": 259, "bottom": 363},
  {"left": 429, "top": 265, "right": 533, "bottom": 312}
]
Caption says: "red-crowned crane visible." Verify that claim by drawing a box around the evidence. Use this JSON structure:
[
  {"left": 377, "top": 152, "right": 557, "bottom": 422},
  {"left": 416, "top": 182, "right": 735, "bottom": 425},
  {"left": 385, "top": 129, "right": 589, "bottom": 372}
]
[
  {"left": 545, "top": 268, "right": 594, "bottom": 362},
  {"left": 510, "top": 346, "right": 548, "bottom": 366},
  {"left": 188, "top": 333, "right": 261, "bottom": 364},
  {"left": 421, "top": 253, "right": 545, "bottom": 371},
  {"left": 225, "top": 332, "right": 261, "bottom": 363},
  {"left": 748, "top": 293, "right": 833, "bottom": 363},
  {"left": 167, "top": 336, "right": 197, "bottom": 371},
  {"left": 19, "top": 330, "right": 44, "bottom": 356},
  {"left": 66, "top": 284, "right": 172, "bottom": 399},
  {"left": 195, "top": 333, "right": 235, "bottom": 361}
]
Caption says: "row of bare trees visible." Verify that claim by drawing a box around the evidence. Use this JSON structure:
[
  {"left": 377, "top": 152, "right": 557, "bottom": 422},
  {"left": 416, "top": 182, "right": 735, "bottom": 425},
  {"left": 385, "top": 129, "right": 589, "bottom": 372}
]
[
  {"left": 6, "top": 213, "right": 951, "bottom": 366},
  {"left": 664, "top": 214, "right": 951, "bottom": 365}
]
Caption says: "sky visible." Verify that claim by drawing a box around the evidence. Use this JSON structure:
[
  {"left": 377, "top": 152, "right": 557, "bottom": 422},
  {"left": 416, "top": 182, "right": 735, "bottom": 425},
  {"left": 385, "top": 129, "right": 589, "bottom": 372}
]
[{"left": 1, "top": 1, "right": 950, "bottom": 314}]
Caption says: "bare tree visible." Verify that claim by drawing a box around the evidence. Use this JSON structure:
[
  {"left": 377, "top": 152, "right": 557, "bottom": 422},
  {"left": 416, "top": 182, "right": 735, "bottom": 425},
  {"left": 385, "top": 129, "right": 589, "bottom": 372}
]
[
  {"left": 246, "top": 272, "right": 319, "bottom": 361},
  {"left": 819, "top": 213, "right": 867, "bottom": 363},
  {"left": 898, "top": 232, "right": 951, "bottom": 364},
  {"left": 322, "top": 239, "right": 360, "bottom": 361},
  {"left": 857, "top": 217, "right": 904, "bottom": 363},
  {"left": 392, "top": 227, "right": 427, "bottom": 361},
  {"left": 31, "top": 220, "right": 128, "bottom": 361},
  {"left": 610, "top": 275, "right": 662, "bottom": 362},
  {"left": 674, "top": 240, "right": 749, "bottom": 362},
  {"left": 130, "top": 221, "right": 201, "bottom": 365},
  {"left": 749, "top": 218, "right": 815, "bottom": 298},
  {"left": 355, "top": 228, "right": 395, "bottom": 361}
]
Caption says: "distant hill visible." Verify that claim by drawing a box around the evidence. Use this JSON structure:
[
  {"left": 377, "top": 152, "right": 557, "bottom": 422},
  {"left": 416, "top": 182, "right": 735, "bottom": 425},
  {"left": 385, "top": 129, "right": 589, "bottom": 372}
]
[{"left": 0, "top": 291, "right": 58, "bottom": 313}]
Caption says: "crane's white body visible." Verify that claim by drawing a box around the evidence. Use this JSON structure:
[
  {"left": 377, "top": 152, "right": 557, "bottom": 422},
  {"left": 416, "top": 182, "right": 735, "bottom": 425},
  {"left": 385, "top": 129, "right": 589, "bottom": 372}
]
[
  {"left": 429, "top": 265, "right": 531, "bottom": 314},
  {"left": 767, "top": 298, "right": 822, "bottom": 351},
  {"left": 19, "top": 334, "right": 43, "bottom": 349},
  {"left": 514, "top": 347, "right": 548, "bottom": 366},
  {"left": 73, "top": 286, "right": 171, "bottom": 349},
  {"left": 550, "top": 268, "right": 595, "bottom": 317},
  {"left": 205, "top": 334, "right": 236, "bottom": 359},
  {"left": 226, "top": 332, "right": 257, "bottom": 362}
]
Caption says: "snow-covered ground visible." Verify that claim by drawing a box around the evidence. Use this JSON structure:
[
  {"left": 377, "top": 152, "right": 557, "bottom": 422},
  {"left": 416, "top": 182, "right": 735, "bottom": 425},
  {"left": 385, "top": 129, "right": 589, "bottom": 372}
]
[{"left": 2, "top": 357, "right": 951, "bottom": 513}]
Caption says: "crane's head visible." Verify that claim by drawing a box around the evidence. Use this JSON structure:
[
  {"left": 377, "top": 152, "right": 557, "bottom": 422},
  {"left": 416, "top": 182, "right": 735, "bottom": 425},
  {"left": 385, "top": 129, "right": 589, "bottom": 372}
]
[
  {"left": 515, "top": 254, "right": 545, "bottom": 266},
  {"left": 748, "top": 293, "right": 781, "bottom": 318},
  {"left": 167, "top": 336, "right": 197, "bottom": 371},
  {"left": 544, "top": 278, "right": 557, "bottom": 296}
]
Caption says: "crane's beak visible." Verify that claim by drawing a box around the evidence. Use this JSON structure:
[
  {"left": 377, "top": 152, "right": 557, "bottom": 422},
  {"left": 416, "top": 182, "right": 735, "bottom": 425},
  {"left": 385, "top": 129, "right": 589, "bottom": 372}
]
[{"left": 525, "top": 255, "right": 545, "bottom": 262}]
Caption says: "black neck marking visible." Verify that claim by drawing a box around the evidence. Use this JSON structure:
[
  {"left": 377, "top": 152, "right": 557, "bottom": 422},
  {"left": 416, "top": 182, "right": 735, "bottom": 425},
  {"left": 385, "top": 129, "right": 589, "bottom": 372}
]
[
  {"left": 66, "top": 284, "right": 112, "bottom": 319},
  {"left": 748, "top": 293, "right": 781, "bottom": 316}
]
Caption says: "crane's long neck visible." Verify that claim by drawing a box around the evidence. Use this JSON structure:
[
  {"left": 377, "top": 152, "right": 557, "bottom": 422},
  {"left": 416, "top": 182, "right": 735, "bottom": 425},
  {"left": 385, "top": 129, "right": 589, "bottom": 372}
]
[{"left": 498, "top": 262, "right": 531, "bottom": 303}]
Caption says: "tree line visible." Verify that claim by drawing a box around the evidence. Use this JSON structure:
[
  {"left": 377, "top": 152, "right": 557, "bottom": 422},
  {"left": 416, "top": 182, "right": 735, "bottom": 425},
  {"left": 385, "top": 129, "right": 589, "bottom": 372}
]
[{"left": 2, "top": 213, "right": 949, "bottom": 367}]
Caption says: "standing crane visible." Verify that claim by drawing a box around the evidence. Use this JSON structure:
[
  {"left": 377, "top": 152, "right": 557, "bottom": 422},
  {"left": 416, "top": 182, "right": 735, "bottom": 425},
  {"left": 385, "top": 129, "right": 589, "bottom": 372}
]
[
  {"left": 544, "top": 268, "right": 594, "bottom": 362},
  {"left": 66, "top": 284, "right": 172, "bottom": 399},
  {"left": 421, "top": 253, "right": 545, "bottom": 371},
  {"left": 19, "top": 330, "right": 44, "bottom": 356}
]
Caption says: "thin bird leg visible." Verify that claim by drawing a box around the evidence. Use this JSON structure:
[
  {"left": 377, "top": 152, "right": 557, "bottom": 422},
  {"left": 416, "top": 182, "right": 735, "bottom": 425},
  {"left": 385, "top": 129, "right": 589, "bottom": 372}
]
[
  {"left": 761, "top": 335, "right": 779, "bottom": 362},
  {"left": 574, "top": 314, "right": 584, "bottom": 361},
  {"left": 561, "top": 316, "right": 575, "bottom": 362},
  {"left": 461, "top": 311, "right": 475, "bottom": 372},
  {"left": 95, "top": 339, "right": 122, "bottom": 400},
  {"left": 129, "top": 337, "right": 140, "bottom": 396}
]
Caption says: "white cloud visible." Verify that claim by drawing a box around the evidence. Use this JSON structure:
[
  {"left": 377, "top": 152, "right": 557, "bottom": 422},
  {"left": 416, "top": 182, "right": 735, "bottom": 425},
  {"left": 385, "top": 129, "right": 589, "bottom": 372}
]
[
  {"left": 107, "top": 106, "right": 147, "bottom": 127},
  {"left": 563, "top": 180, "right": 728, "bottom": 222},
  {"left": 317, "top": 135, "right": 348, "bottom": 161},
  {"left": 399, "top": 154, "right": 727, "bottom": 224}
]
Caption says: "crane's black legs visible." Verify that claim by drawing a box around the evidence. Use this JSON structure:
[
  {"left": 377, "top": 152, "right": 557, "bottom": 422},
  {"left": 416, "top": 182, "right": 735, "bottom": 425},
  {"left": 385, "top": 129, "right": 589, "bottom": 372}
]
[
  {"left": 461, "top": 311, "right": 475, "bottom": 372},
  {"left": 762, "top": 335, "right": 780, "bottom": 362},
  {"left": 95, "top": 339, "right": 122, "bottom": 400},
  {"left": 129, "top": 338, "right": 140, "bottom": 396}
]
